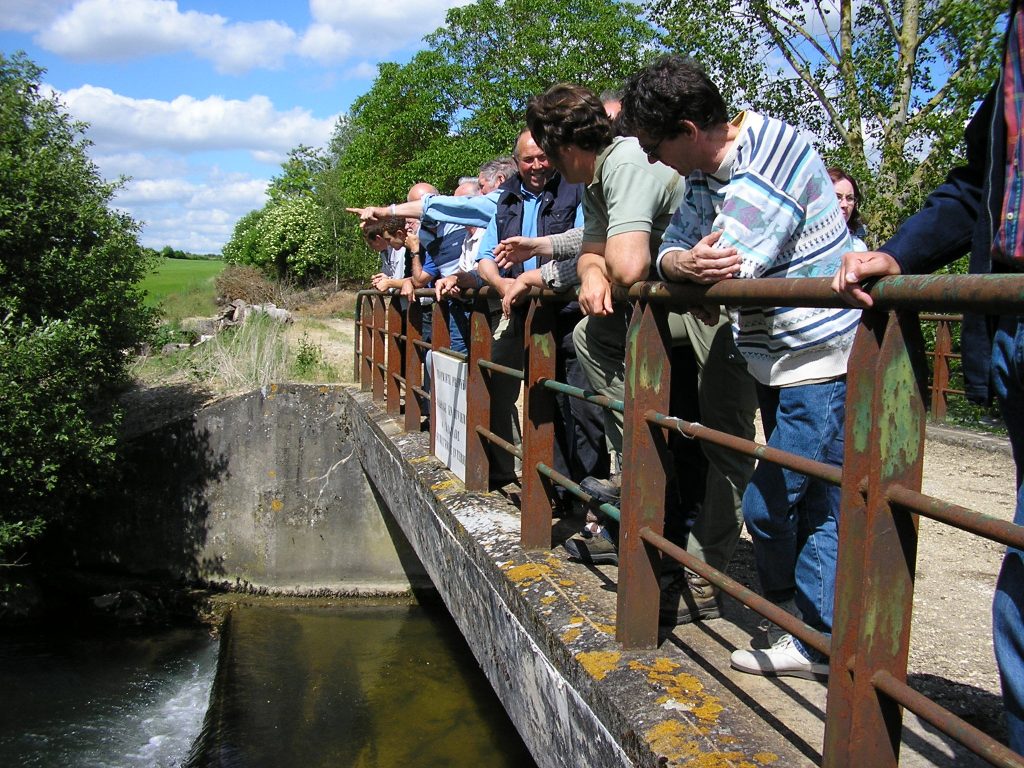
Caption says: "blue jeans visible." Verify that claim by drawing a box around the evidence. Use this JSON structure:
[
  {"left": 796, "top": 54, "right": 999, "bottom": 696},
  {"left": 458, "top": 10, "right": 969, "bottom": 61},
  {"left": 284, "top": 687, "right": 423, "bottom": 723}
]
[
  {"left": 992, "top": 315, "right": 1024, "bottom": 753},
  {"left": 742, "top": 378, "right": 846, "bottom": 660}
]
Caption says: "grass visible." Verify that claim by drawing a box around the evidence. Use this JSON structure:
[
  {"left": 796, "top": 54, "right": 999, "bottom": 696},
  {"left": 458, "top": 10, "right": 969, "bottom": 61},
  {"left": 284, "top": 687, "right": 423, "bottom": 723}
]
[{"left": 141, "top": 258, "right": 225, "bottom": 321}]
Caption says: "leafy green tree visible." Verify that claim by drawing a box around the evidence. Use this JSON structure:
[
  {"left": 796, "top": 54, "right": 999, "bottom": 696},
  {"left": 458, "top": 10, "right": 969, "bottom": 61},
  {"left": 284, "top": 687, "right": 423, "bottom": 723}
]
[
  {"left": 0, "top": 52, "right": 155, "bottom": 561},
  {"left": 223, "top": 208, "right": 270, "bottom": 271},
  {"left": 268, "top": 145, "right": 329, "bottom": 202},
  {"left": 649, "top": 0, "right": 1005, "bottom": 242},
  {"left": 428, "top": 0, "right": 660, "bottom": 150},
  {"left": 257, "top": 196, "right": 332, "bottom": 282}
]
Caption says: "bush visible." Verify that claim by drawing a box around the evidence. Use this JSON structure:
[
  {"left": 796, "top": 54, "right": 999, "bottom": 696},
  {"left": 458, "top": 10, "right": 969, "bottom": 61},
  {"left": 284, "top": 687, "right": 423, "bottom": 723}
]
[{"left": 0, "top": 53, "right": 155, "bottom": 562}]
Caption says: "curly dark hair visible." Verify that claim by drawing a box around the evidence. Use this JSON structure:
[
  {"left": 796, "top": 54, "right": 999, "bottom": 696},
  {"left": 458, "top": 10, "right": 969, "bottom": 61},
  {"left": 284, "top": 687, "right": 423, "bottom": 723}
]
[
  {"left": 526, "top": 83, "right": 613, "bottom": 159},
  {"left": 619, "top": 55, "right": 728, "bottom": 143}
]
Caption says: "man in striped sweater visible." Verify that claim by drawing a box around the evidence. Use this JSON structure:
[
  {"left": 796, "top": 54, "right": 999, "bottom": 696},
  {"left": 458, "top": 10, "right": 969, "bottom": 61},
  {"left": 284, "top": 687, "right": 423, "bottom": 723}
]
[{"left": 620, "top": 55, "right": 860, "bottom": 679}]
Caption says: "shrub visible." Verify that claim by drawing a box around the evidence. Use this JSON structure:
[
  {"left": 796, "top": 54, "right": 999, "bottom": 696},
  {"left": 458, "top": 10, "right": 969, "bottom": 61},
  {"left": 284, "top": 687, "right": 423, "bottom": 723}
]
[{"left": 0, "top": 53, "right": 154, "bottom": 562}]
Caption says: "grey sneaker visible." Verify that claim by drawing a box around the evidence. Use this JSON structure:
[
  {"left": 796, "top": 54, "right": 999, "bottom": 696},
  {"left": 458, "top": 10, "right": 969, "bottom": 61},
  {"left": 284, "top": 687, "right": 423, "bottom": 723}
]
[
  {"left": 659, "top": 570, "right": 721, "bottom": 625},
  {"left": 579, "top": 473, "right": 621, "bottom": 506},
  {"left": 730, "top": 634, "right": 829, "bottom": 681},
  {"left": 563, "top": 527, "right": 618, "bottom": 565}
]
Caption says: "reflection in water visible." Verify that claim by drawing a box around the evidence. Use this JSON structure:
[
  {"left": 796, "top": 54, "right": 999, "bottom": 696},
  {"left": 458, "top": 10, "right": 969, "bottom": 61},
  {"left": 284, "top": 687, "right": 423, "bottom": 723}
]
[
  {"left": 189, "top": 598, "right": 537, "bottom": 768},
  {"left": 0, "top": 625, "right": 218, "bottom": 767}
]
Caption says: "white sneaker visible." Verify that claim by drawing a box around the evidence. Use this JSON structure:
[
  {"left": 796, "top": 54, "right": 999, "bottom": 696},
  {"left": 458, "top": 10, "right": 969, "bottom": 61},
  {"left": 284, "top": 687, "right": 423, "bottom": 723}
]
[{"left": 730, "top": 634, "right": 829, "bottom": 681}]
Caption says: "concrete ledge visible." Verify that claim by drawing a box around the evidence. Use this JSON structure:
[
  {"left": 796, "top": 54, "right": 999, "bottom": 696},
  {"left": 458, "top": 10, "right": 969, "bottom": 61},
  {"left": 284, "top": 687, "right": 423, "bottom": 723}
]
[{"left": 347, "top": 388, "right": 806, "bottom": 768}]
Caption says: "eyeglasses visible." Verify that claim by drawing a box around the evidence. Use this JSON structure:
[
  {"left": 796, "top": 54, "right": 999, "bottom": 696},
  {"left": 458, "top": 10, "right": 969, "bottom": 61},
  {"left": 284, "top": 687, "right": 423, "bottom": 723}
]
[
  {"left": 639, "top": 135, "right": 666, "bottom": 160},
  {"left": 836, "top": 193, "right": 857, "bottom": 204}
]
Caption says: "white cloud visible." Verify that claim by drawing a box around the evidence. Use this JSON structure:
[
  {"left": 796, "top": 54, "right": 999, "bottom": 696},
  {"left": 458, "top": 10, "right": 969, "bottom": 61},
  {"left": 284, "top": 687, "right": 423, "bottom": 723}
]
[
  {"left": 36, "top": 0, "right": 295, "bottom": 73},
  {"left": 0, "top": 0, "right": 73, "bottom": 32},
  {"left": 115, "top": 175, "right": 269, "bottom": 252},
  {"left": 23, "top": 0, "right": 476, "bottom": 73},
  {"left": 297, "top": 22, "right": 353, "bottom": 65},
  {"left": 92, "top": 151, "right": 187, "bottom": 180},
  {"left": 57, "top": 85, "right": 337, "bottom": 155},
  {"left": 346, "top": 61, "right": 379, "bottom": 81}
]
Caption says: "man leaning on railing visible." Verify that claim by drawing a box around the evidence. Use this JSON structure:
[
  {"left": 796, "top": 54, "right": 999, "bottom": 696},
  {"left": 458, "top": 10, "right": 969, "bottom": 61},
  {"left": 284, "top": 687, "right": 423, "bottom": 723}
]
[
  {"left": 621, "top": 54, "right": 861, "bottom": 680},
  {"left": 833, "top": 0, "right": 1024, "bottom": 750}
]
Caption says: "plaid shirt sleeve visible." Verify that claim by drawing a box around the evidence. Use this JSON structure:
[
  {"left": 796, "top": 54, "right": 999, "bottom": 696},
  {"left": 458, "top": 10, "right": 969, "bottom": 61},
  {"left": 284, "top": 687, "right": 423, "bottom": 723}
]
[
  {"left": 549, "top": 227, "right": 583, "bottom": 261},
  {"left": 541, "top": 253, "right": 581, "bottom": 290}
]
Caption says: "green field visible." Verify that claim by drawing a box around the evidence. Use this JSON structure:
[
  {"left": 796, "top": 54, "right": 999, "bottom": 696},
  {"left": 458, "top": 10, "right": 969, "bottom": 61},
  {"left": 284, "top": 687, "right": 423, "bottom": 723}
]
[{"left": 141, "top": 257, "right": 225, "bottom": 319}]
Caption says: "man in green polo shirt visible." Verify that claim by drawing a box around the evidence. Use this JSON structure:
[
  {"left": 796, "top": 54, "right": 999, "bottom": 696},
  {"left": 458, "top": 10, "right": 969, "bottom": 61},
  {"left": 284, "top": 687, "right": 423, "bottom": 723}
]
[{"left": 502, "top": 82, "right": 757, "bottom": 626}]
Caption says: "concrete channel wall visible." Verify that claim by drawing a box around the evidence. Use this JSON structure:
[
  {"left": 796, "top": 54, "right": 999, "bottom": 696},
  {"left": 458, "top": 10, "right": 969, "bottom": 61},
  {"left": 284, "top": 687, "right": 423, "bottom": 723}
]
[{"left": 73, "top": 384, "right": 426, "bottom": 594}]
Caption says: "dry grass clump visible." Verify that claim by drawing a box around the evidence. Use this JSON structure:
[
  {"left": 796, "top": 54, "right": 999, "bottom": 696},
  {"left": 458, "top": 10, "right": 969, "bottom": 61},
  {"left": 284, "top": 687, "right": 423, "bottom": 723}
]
[
  {"left": 215, "top": 264, "right": 277, "bottom": 304},
  {"left": 189, "top": 313, "right": 288, "bottom": 391}
]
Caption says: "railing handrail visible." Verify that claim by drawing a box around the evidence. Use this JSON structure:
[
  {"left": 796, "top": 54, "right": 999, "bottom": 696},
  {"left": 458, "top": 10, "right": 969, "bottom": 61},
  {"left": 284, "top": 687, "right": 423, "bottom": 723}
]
[{"left": 354, "top": 274, "right": 1024, "bottom": 768}]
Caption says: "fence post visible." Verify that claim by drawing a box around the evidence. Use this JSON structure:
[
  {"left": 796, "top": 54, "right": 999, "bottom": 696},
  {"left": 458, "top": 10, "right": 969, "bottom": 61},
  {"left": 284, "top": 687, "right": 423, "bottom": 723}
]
[
  {"left": 464, "top": 295, "right": 492, "bottom": 492},
  {"left": 385, "top": 295, "right": 403, "bottom": 416},
  {"left": 824, "top": 309, "right": 928, "bottom": 767},
  {"left": 372, "top": 295, "right": 386, "bottom": 401},
  {"left": 404, "top": 300, "right": 425, "bottom": 431},
  {"left": 617, "top": 301, "right": 673, "bottom": 650},
  {"left": 358, "top": 293, "right": 373, "bottom": 391},
  {"left": 930, "top": 318, "right": 952, "bottom": 423},
  {"left": 522, "top": 297, "right": 558, "bottom": 550}
]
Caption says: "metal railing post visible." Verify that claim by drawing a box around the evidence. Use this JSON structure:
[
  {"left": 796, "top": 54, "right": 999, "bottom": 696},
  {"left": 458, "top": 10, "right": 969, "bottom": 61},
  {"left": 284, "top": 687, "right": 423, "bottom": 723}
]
[
  {"left": 358, "top": 293, "right": 373, "bottom": 391},
  {"left": 824, "top": 309, "right": 928, "bottom": 767},
  {"left": 385, "top": 295, "right": 403, "bottom": 416},
  {"left": 372, "top": 295, "right": 386, "bottom": 401},
  {"left": 931, "top": 317, "right": 953, "bottom": 423},
  {"left": 522, "top": 297, "right": 558, "bottom": 550},
  {"left": 617, "top": 301, "right": 673, "bottom": 649},
  {"left": 465, "top": 295, "right": 492, "bottom": 491},
  {"left": 405, "top": 300, "right": 425, "bottom": 431}
]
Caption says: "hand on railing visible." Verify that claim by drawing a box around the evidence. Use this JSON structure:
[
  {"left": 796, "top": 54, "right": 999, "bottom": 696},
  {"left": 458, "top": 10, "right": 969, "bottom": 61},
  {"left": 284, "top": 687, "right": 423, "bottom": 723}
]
[
  {"left": 434, "top": 274, "right": 460, "bottom": 302},
  {"left": 831, "top": 250, "right": 903, "bottom": 308},
  {"left": 502, "top": 275, "right": 533, "bottom": 318},
  {"left": 578, "top": 263, "right": 614, "bottom": 316},
  {"left": 660, "top": 231, "right": 740, "bottom": 284}
]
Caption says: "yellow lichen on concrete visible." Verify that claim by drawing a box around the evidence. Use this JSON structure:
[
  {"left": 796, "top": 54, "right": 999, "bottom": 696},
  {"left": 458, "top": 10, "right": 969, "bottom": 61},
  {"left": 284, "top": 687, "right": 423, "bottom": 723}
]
[
  {"left": 430, "top": 479, "right": 459, "bottom": 493},
  {"left": 270, "top": 498, "right": 284, "bottom": 512},
  {"left": 267, "top": 469, "right": 277, "bottom": 479},
  {"left": 576, "top": 650, "right": 621, "bottom": 681},
  {"left": 540, "top": 595, "right": 557, "bottom": 605},
  {"left": 753, "top": 752, "right": 779, "bottom": 764},
  {"left": 504, "top": 562, "right": 552, "bottom": 587},
  {"left": 558, "top": 579, "right": 575, "bottom": 587},
  {"left": 562, "top": 627, "right": 582, "bottom": 643},
  {"left": 644, "top": 720, "right": 754, "bottom": 768},
  {"left": 631, "top": 658, "right": 724, "bottom": 723},
  {"left": 409, "top": 455, "right": 434, "bottom": 464}
]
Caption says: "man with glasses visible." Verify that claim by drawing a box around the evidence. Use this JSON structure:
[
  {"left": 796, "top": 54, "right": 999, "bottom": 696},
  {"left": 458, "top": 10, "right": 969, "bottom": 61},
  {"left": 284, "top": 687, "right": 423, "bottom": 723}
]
[
  {"left": 620, "top": 55, "right": 859, "bottom": 678},
  {"left": 517, "top": 83, "right": 757, "bottom": 625}
]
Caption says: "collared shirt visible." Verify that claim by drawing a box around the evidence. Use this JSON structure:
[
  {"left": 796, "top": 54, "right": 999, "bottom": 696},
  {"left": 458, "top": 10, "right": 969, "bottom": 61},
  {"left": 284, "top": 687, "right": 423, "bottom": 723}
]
[
  {"left": 475, "top": 185, "right": 584, "bottom": 274},
  {"left": 996, "top": 6, "right": 1024, "bottom": 263}
]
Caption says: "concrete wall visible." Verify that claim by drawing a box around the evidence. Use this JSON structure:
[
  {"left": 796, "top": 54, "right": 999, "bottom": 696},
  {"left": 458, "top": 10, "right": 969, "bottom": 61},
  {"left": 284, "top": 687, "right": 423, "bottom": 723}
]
[{"left": 73, "top": 384, "right": 426, "bottom": 594}]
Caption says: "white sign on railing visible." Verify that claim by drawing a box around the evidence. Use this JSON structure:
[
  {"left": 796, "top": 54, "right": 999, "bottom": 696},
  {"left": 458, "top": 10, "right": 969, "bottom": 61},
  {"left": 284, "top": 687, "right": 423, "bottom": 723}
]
[{"left": 432, "top": 351, "right": 468, "bottom": 480}]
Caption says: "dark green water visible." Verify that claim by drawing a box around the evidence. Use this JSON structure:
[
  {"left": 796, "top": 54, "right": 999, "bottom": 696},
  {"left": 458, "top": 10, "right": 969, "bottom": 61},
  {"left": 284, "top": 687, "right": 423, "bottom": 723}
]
[
  {"left": 0, "top": 598, "right": 537, "bottom": 767},
  {"left": 188, "top": 599, "right": 536, "bottom": 767}
]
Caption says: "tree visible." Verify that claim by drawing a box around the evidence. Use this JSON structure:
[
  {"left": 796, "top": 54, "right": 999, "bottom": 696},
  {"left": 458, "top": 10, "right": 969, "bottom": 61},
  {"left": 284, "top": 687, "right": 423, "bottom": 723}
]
[
  {"left": 428, "top": 0, "right": 661, "bottom": 151},
  {"left": 649, "top": 0, "right": 1005, "bottom": 242},
  {"left": 0, "top": 52, "right": 155, "bottom": 561}
]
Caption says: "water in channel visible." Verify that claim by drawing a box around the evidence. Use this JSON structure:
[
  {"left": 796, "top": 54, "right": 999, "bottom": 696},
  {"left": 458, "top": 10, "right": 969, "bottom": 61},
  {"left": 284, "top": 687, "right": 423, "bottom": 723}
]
[{"left": 1, "top": 597, "right": 537, "bottom": 768}]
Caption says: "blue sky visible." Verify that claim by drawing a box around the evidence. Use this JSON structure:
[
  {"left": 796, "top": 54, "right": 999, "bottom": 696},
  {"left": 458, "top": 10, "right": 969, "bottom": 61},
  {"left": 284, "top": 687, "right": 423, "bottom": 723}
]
[{"left": 0, "top": 0, "right": 473, "bottom": 253}]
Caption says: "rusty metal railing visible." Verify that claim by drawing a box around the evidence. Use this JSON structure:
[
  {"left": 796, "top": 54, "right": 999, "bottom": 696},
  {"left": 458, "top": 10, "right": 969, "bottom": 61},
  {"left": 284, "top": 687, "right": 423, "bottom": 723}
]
[
  {"left": 354, "top": 274, "right": 1024, "bottom": 768},
  {"left": 921, "top": 313, "right": 964, "bottom": 423}
]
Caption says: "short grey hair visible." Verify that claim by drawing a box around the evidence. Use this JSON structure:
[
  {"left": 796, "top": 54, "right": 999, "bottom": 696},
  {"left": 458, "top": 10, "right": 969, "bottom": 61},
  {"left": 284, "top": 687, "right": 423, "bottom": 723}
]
[{"left": 478, "top": 156, "right": 516, "bottom": 185}]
